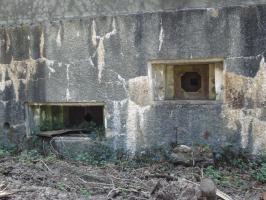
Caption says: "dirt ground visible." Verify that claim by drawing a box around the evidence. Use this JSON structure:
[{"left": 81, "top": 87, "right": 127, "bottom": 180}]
[{"left": 0, "top": 153, "right": 265, "bottom": 200}]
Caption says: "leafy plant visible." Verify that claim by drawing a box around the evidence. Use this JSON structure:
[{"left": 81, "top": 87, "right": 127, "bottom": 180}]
[
  {"left": 204, "top": 166, "right": 249, "bottom": 189},
  {"left": 204, "top": 166, "right": 230, "bottom": 185},
  {"left": 44, "top": 153, "right": 57, "bottom": 164},
  {"left": 231, "top": 158, "right": 243, "bottom": 167},
  {"left": 0, "top": 144, "right": 17, "bottom": 156},
  {"left": 57, "top": 182, "right": 66, "bottom": 191},
  {"left": 18, "top": 150, "right": 42, "bottom": 163},
  {"left": 204, "top": 166, "right": 222, "bottom": 181},
  {"left": 0, "top": 148, "right": 9, "bottom": 157},
  {"left": 80, "top": 188, "right": 91, "bottom": 197},
  {"left": 255, "top": 151, "right": 266, "bottom": 165},
  {"left": 74, "top": 142, "right": 115, "bottom": 166},
  {"left": 252, "top": 163, "right": 266, "bottom": 183}
]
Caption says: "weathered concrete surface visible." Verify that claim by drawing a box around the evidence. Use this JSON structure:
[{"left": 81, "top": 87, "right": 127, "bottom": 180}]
[
  {"left": 0, "top": 1, "right": 266, "bottom": 154},
  {"left": 0, "top": 0, "right": 266, "bottom": 24}
]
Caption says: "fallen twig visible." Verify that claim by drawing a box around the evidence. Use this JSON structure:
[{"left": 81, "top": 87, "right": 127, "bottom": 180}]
[
  {"left": 150, "top": 180, "right": 161, "bottom": 195},
  {"left": 0, "top": 183, "right": 14, "bottom": 199},
  {"left": 0, "top": 191, "right": 14, "bottom": 198},
  {"left": 39, "top": 159, "right": 53, "bottom": 174},
  {"left": 216, "top": 189, "right": 234, "bottom": 200},
  {"left": 78, "top": 177, "right": 87, "bottom": 183}
]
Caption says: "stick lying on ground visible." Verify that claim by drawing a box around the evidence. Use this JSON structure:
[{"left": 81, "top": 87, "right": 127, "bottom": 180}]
[
  {"left": 216, "top": 189, "right": 234, "bottom": 200},
  {"left": 0, "top": 182, "right": 14, "bottom": 198},
  {"left": 0, "top": 191, "right": 14, "bottom": 198}
]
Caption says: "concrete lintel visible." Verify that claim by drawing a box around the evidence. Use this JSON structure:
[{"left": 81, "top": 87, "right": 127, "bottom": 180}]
[
  {"left": 153, "top": 100, "right": 223, "bottom": 105},
  {"left": 26, "top": 101, "right": 105, "bottom": 106},
  {"left": 148, "top": 58, "right": 224, "bottom": 65}
]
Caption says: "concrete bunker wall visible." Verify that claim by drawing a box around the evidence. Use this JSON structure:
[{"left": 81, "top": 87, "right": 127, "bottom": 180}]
[{"left": 0, "top": 2, "right": 266, "bottom": 154}]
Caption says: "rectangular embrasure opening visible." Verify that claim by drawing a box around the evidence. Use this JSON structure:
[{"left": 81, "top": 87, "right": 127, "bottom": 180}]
[
  {"left": 149, "top": 59, "right": 224, "bottom": 102},
  {"left": 26, "top": 103, "right": 105, "bottom": 137}
]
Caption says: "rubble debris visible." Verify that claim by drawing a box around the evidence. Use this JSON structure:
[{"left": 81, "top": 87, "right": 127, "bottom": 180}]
[
  {"left": 169, "top": 145, "right": 214, "bottom": 166},
  {"left": 169, "top": 145, "right": 193, "bottom": 166},
  {"left": 0, "top": 150, "right": 263, "bottom": 199}
]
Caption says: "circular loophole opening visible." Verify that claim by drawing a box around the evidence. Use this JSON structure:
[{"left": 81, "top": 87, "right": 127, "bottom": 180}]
[{"left": 181, "top": 72, "right": 202, "bottom": 92}]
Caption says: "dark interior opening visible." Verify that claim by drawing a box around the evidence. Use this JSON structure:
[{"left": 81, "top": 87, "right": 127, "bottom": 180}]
[
  {"left": 181, "top": 72, "right": 202, "bottom": 92},
  {"left": 37, "top": 105, "right": 104, "bottom": 132},
  {"left": 3, "top": 122, "right": 10, "bottom": 131},
  {"left": 190, "top": 78, "right": 199, "bottom": 86}
]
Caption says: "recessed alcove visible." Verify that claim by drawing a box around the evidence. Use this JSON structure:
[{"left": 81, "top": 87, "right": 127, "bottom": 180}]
[
  {"left": 25, "top": 102, "right": 105, "bottom": 136},
  {"left": 149, "top": 59, "right": 224, "bottom": 101}
]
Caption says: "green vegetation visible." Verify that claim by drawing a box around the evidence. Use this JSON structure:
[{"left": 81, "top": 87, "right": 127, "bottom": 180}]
[
  {"left": 0, "top": 148, "right": 10, "bottom": 157},
  {"left": 18, "top": 150, "right": 42, "bottom": 164},
  {"left": 252, "top": 163, "right": 266, "bottom": 183},
  {"left": 39, "top": 119, "right": 64, "bottom": 131},
  {"left": 74, "top": 142, "right": 115, "bottom": 166},
  {"left": 204, "top": 165, "right": 247, "bottom": 189},
  {"left": 57, "top": 182, "right": 66, "bottom": 191},
  {"left": 204, "top": 166, "right": 229, "bottom": 185},
  {"left": 2, "top": 135, "right": 266, "bottom": 188},
  {"left": 0, "top": 144, "right": 17, "bottom": 157},
  {"left": 79, "top": 188, "right": 91, "bottom": 197}
]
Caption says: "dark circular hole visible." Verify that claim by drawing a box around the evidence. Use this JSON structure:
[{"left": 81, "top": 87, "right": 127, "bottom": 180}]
[
  {"left": 181, "top": 72, "right": 202, "bottom": 92},
  {"left": 190, "top": 78, "right": 199, "bottom": 86},
  {"left": 3, "top": 122, "right": 10, "bottom": 131}
]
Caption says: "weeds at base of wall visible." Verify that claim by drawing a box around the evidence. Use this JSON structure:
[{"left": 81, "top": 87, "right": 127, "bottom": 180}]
[
  {"left": 204, "top": 165, "right": 248, "bottom": 189},
  {"left": 0, "top": 129, "right": 170, "bottom": 167},
  {"left": 3, "top": 142, "right": 266, "bottom": 186},
  {"left": 203, "top": 145, "right": 266, "bottom": 185},
  {"left": 252, "top": 163, "right": 266, "bottom": 183},
  {"left": 4, "top": 135, "right": 266, "bottom": 185},
  {"left": 134, "top": 147, "right": 170, "bottom": 162},
  {"left": 210, "top": 142, "right": 251, "bottom": 167},
  {"left": 56, "top": 143, "right": 172, "bottom": 167},
  {"left": 73, "top": 143, "right": 117, "bottom": 166},
  {"left": 0, "top": 148, "right": 10, "bottom": 157},
  {"left": 0, "top": 143, "right": 169, "bottom": 168},
  {"left": 251, "top": 151, "right": 266, "bottom": 183},
  {"left": 71, "top": 148, "right": 168, "bottom": 167},
  {"left": 0, "top": 143, "right": 17, "bottom": 157}
]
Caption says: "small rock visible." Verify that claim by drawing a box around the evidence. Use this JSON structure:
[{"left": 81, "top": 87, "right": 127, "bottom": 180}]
[
  {"left": 170, "top": 145, "right": 193, "bottom": 165},
  {"left": 170, "top": 145, "right": 214, "bottom": 166},
  {"left": 173, "top": 145, "right": 192, "bottom": 153},
  {"left": 169, "top": 152, "right": 192, "bottom": 166},
  {"left": 199, "top": 178, "right": 217, "bottom": 200},
  {"left": 261, "top": 192, "right": 266, "bottom": 200}
]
